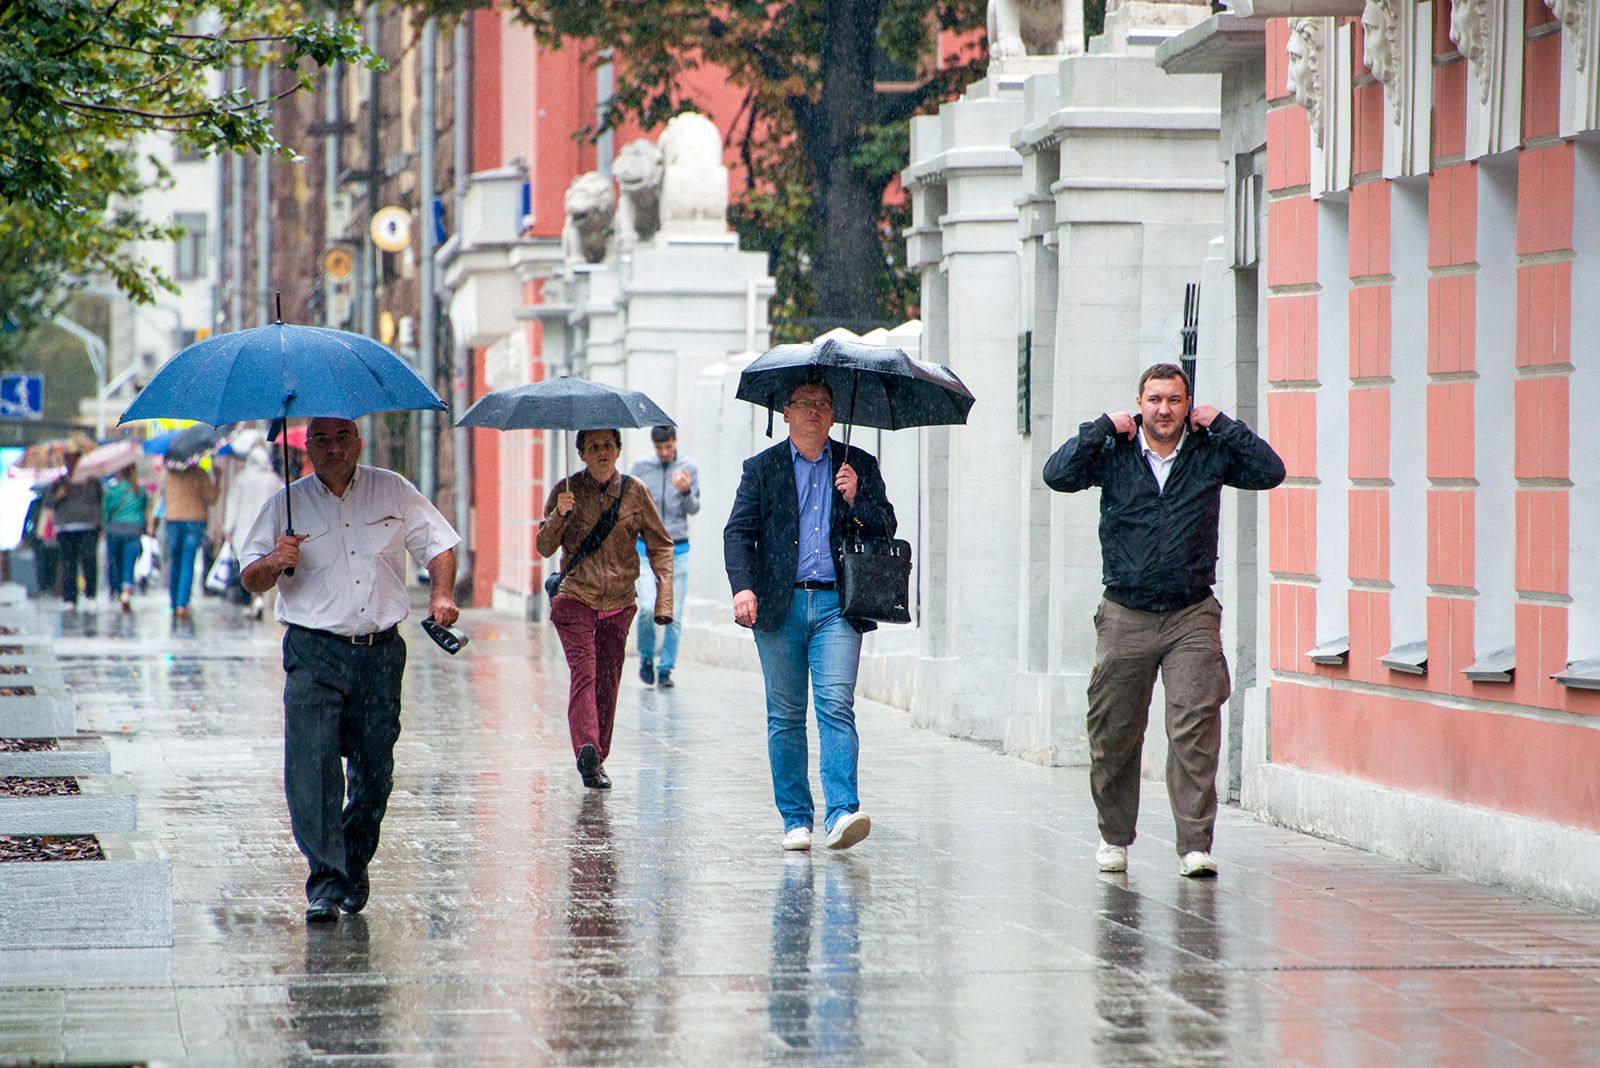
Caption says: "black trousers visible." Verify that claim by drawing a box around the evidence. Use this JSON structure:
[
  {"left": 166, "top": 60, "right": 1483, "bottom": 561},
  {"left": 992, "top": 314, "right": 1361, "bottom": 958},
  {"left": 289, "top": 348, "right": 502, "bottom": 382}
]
[
  {"left": 57, "top": 529, "right": 98, "bottom": 603},
  {"left": 282, "top": 625, "right": 407, "bottom": 903}
]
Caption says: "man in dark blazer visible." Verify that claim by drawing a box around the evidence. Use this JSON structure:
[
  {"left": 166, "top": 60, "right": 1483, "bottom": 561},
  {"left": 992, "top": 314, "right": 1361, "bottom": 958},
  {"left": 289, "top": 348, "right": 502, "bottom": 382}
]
[{"left": 724, "top": 380, "right": 897, "bottom": 853}]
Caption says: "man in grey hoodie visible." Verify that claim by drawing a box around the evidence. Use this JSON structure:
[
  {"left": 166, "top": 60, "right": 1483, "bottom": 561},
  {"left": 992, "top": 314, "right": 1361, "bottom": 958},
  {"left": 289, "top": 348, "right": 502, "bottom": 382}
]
[{"left": 630, "top": 426, "right": 699, "bottom": 688}]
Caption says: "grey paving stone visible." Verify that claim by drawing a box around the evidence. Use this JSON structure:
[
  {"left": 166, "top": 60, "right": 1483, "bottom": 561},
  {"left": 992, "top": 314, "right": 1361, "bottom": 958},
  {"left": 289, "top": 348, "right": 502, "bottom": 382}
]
[
  {"left": 0, "top": 859, "right": 171, "bottom": 949},
  {"left": 0, "top": 793, "right": 137, "bottom": 834}
]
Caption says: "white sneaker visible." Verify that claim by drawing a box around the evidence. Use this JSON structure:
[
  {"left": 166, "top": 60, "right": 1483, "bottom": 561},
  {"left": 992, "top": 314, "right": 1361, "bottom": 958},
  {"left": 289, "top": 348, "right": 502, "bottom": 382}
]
[
  {"left": 824, "top": 811, "right": 871, "bottom": 850},
  {"left": 1179, "top": 851, "right": 1218, "bottom": 878},
  {"left": 781, "top": 827, "right": 812, "bottom": 852},
  {"left": 1096, "top": 839, "right": 1128, "bottom": 872}
]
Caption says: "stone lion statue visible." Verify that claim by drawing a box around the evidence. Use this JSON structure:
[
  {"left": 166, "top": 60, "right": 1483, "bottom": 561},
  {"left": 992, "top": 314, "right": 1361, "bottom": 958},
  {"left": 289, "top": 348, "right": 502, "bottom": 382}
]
[
  {"left": 561, "top": 171, "right": 615, "bottom": 268},
  {"left": 987, "top": 0, "right": 1084, "bottom": 59},
  {"left": 613, "top": 138, "right": 664, "bottom": 250},
  {"left": 658, "top": 112, "right": 728, "bottom": 234}
]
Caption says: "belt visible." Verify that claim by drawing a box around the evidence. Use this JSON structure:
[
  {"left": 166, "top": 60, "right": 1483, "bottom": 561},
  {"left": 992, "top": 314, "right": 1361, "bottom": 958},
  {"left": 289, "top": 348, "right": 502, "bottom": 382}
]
[
  {"left": 795, "top": 580, "right": 836, "bottom": 591},
  {"left": 289, "top": 623, "right": 399, "bottom": 646}
]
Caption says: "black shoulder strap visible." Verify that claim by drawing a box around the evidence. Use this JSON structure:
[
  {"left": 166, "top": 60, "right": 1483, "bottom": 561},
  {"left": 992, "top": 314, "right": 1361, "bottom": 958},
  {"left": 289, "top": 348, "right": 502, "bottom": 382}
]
[{"left": 559, "top": 475, "right": 630, "bottom": 580}]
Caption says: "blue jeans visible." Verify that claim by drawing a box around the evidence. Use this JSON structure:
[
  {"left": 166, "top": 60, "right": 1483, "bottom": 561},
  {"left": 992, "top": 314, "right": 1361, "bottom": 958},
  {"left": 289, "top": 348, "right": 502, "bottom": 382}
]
[
  {"left": 166, "top": 520, "right": 206, "bottom": 609},
  {"left": 752, "top": 588, "right": 863, "bottom": 834},
  {"left": 636, "top": 544, "right": 689, "bottom": 673},
  {"left": 105, "top": 532, "right": 141, "bottom": 595}
]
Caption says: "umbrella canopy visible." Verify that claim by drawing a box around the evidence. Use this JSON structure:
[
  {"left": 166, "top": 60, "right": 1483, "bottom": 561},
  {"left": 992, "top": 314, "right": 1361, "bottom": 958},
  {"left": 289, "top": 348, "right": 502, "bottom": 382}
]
[
  {"left": 119, "top": 322, "right": 445, "bottom": 426},
  {"left": 735, "top": 338, "right": 975, "bottom": 434},
  {"left": 70, "top": 439, "right": 143, "bottom": 483},
  {"left": 17, "top": 437, "right": 93, "bottom": 469},
  {"left": 455, "top": 377, "right": 675, "bottom": 432},
  {"left": 162, "top": 424, "right": 223, "bottom": 466}
]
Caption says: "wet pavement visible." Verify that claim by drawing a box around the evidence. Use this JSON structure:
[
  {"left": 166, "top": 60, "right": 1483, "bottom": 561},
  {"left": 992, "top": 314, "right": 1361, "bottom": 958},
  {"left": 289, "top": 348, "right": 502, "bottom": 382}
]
[{"left": 5, "top": 590, "right": 1600, "bottom": 1066}]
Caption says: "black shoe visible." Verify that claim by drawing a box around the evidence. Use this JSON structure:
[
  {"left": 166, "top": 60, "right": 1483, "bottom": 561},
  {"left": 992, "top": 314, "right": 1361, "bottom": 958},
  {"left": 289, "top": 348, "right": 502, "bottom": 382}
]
[
  {"left": 657, "top": 670, "right": 674, "bottom": 689},
  {"left": 305, "top": 898, "right": 340, "bottom": 924},
  {"left": 341, "top": 869, "right": 369, "bottom": 914},
  {"left": 639, "top": 661, "right": 655, "bottom": 685},
  {"left": 577, "top": 744, "right": 611, "bottom": 789}
]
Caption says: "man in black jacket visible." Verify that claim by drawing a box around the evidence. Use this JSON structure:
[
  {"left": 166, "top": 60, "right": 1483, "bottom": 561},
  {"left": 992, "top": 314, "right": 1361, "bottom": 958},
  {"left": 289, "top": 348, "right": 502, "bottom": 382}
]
[
  {"left": 724, "top": 380, "right": 897, "bottom": 853},
  {"left": 1044, "top": 363, "right": 1284, "bottom": 878}
]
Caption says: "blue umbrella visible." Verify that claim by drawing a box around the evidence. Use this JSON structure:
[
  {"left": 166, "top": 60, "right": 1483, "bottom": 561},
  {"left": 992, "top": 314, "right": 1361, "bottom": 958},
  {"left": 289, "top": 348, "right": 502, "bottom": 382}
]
[
  {"left": 119, "top": 311, "right": 446, "bottom": 572},
  {"left": 119, "top": 321, "right": 444, "bottom": 426}
]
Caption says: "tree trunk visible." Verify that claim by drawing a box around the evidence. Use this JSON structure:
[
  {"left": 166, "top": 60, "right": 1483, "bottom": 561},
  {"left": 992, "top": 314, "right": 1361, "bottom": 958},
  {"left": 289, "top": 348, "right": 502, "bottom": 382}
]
[{"left": 808, "top": 0, "right": 885, "bottom": 328}]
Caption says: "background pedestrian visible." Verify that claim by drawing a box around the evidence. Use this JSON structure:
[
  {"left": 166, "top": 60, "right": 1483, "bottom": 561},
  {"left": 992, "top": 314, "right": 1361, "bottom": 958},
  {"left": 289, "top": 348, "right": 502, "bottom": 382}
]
[
  {"left": 50, "top": 449, "right": 102, "bottom": 608},
  {"left": 102, "top": 463, "right": 149, "bottom": 611},
  {"left": 161, "top": 460, "right": 217, "bottom": 620},
  {"left": 630, "top": 425, "right": 699, "bottom": 688}
]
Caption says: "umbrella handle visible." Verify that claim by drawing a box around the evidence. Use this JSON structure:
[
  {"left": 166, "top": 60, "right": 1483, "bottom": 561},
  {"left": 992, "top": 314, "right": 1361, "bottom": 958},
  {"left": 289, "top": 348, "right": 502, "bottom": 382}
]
[{"left": 281, "top": 420, "right": 296, "bottom": 577}]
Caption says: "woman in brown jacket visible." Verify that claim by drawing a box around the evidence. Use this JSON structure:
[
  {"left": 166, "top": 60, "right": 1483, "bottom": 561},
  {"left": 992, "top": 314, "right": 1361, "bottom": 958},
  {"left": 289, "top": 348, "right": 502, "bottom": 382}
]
[{"left": 538, "top": 428, "right": 675, "bottom": 789}]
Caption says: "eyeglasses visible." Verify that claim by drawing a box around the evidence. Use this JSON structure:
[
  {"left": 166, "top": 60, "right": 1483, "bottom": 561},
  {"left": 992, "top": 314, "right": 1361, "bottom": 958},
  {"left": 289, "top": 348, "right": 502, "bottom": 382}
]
[{"left": 787, "top": 399, "right": 833, "bottom": 413}]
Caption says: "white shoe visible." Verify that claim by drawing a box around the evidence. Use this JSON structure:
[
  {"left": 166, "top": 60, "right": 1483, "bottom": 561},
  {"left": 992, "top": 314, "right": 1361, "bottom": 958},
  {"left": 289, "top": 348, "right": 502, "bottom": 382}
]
[
  {"left": 781, "top": 827, "right": 812, "bottom": 852},
  {"left": 825, "top": 811, "right": 871, "bottom": 850},
  {"left": 1096, "top": 839, "right": 1128, "bottom": 872},
  {"left": 1179, "top": 851, "right": 1218, "bottom": 878}
]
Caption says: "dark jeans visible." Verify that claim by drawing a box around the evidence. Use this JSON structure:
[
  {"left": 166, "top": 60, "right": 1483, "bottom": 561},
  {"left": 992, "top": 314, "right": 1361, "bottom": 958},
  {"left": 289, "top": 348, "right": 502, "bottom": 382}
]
[
  {"left": 56, "top": 529, "right": 99, "bottom": 604},
  {"left": 282, "top": 625, "right": 407, "bottom": 904},
  {"left": 105, "top": 531, "right": 141, "bottom": 595},
  {"left": 550, "top": 595, "right": 637, "bottom": 763},
  {"left": 166, "top": 520, "right": 205, "bottom": 609}
]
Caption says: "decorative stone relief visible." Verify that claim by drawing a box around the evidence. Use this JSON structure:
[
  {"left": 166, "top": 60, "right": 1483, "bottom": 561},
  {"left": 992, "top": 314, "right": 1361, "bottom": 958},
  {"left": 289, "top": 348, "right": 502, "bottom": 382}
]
[
  {"left": 986, "top": 0, "right": 1084, "bottom": 58},
  {"left": 658, "top": 112, "right": 729, "bottom": 235},
  {"left": 1449, "top": 0, "right": 1491, "bottom": 102},
  {"left": 1362, "top": 0, "right": 1400, "bottom": 118},
  {"left": 1287, "top": 18, "right": 1326, "bottom": 146},
  {"left": 561, "top": 171, "right": 615, "bottom": 269},
  {"left": 613, "top": 138, "right": 664, "bottom": 250},
  {"left": 1547, "top": 0, "right": 1590, "bottom": 70},
  {"left": 1547, "top": 0, "right": 1600, "bottom": 134},
  {"left": 1449, "top": 0, "right": 1521, "bottom": 157}
]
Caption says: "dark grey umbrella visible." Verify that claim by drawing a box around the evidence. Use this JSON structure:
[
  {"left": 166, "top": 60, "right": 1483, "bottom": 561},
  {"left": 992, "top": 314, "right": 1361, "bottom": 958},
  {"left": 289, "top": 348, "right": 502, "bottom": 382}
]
[
  {"left": 455, "top": 376, "right": 675, "bottom": 478},
  {"left": 455, "top": 377, "right": 674, "bottom": 432},
  {"left": 735, "top": 338, "right": 975, "bottom": 442},
  {"left": 162, "top": 424, "right": 224, "bottom": 467}
]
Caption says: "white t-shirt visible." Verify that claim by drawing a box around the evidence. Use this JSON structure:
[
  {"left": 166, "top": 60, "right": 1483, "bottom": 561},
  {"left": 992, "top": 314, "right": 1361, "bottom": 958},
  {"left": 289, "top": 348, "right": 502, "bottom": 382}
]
[{"left": 239, "top": 465, "right": 459, "bottom": 636}]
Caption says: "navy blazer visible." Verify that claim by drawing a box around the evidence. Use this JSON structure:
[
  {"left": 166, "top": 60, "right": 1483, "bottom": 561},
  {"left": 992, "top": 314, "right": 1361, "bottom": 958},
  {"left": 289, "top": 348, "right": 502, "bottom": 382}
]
[{"left": 723, "top": 438, "right": 898, "bottom": 633}]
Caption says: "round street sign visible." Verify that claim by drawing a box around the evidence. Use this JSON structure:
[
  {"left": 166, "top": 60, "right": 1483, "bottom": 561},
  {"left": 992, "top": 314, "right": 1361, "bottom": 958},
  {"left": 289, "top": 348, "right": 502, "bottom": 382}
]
[
  {"left": 321, "top": 246, "right": 354, "bottom": 280},
  {"left": 370, "top": 206, "right": 413, "bottom": 252}
]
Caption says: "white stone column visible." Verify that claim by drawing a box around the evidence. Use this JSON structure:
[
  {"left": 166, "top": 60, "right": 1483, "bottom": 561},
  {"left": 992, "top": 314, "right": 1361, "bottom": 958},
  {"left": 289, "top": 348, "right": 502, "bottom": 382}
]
[{"left": 903, "top": 79, "right": 1027, "bottom": 742}]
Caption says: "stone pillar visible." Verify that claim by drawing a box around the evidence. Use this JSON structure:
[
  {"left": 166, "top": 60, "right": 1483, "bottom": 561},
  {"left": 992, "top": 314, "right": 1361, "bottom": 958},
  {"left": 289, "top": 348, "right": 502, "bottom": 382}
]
[{"left": 903, "top": 78, "right": 1027, "bottom": 742}]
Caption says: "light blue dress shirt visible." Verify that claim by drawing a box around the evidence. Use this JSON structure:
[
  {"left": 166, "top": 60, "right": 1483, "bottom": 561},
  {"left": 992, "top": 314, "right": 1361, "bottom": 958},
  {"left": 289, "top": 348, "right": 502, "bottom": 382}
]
[{"left": 790, "top": 441, "right": 835, "bottom": 582}]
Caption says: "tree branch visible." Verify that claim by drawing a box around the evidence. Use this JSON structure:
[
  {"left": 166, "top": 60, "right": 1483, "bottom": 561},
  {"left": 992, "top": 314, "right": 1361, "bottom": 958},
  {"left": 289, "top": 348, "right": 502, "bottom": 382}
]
[
  {"left": 58, "top": 80, "right": 302, "bottom": 123},
  {"left": 47, "top": 0, "right": 126, "bottom": 59}
]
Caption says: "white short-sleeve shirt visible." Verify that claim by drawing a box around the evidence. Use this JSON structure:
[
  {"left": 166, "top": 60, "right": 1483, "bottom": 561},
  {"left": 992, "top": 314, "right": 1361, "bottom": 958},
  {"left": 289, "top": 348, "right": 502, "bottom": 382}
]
[{"left": 239, "top": 465, "right": 460, "bottom": 636}]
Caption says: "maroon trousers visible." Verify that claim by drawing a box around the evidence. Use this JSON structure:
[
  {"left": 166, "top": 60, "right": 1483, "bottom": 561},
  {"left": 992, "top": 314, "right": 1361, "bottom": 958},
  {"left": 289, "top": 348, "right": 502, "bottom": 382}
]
[{"left": 550, "top": 594, "right": 637, "bottom": 762}]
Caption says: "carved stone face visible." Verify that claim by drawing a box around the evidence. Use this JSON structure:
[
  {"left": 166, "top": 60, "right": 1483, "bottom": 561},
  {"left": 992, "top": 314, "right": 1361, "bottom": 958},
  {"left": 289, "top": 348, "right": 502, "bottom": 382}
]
[
  {"left": 1361, "top": 0, "right": 1397, "bottom": 86},
  {"left": 1547, "top": 0, "right": 1580, "bottom": 31},
  {"left": 563, "top": 172, "right": 616, "bottom": 227},
  {"left": 1449, "top": 0, "right": 1484, "bottom": 65},
  {"left": 1286, "top": 23, "right": 1317, "bottom": 110}
]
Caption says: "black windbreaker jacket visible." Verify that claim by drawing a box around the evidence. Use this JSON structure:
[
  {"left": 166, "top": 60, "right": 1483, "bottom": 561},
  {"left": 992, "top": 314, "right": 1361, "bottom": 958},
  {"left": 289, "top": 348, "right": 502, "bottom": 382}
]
[{"left": 1042, "top": 412, "right": 1285, "bottom": 613}]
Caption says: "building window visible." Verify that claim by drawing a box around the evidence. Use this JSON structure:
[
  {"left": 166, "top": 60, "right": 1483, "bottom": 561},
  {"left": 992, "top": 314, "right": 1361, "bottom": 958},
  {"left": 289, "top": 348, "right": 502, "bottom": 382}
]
[{"left": 174, "top": 212, "right": 207, "bottom": 281}]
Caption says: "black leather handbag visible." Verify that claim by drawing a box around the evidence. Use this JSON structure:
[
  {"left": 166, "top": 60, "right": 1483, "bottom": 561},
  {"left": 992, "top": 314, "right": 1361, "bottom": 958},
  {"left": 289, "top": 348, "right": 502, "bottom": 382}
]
[{"left": 837, "top": 534, "right": 913, "bottom": 624}]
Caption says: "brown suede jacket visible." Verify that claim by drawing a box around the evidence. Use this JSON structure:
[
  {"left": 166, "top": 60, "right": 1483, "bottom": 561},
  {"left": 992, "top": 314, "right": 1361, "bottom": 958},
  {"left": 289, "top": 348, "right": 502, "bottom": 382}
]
[{"left": 537, "top": 470, "right": 674, "bottom": 618}]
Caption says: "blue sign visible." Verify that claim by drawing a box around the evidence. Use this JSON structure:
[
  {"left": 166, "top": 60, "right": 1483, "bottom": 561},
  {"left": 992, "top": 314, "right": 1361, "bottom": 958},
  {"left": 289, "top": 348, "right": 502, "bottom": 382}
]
[{"left": 0, "top": 374, "right": 43, "bottom": 420}]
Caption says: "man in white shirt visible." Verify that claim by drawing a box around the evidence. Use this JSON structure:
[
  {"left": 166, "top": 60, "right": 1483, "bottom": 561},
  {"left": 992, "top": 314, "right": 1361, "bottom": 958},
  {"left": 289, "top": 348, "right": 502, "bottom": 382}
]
[{"left": 240, "top": 417, "right": 460, "bottom": 923}]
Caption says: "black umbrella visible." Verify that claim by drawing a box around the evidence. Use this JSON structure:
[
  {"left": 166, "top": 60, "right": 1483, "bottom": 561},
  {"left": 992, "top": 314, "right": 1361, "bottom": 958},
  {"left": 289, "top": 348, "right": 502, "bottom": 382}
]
[
  {"left": 162, "top": 424, "right": 224, "bottom": 467},
  {"left": 455, "top": 376, "right": 675, "bottom": 477},
  {"left": 455, "top": 376, "right": 674, "bottom": 432},
  {"left": 735, "top": 337, "right": 975, "bottom": 443}
]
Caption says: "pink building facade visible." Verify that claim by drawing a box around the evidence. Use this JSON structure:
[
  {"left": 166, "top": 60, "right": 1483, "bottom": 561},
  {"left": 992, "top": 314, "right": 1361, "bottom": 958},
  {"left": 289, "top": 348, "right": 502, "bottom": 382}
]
[{"left": 1244, "top": 0, "right": 1600, "bottom": 907}]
